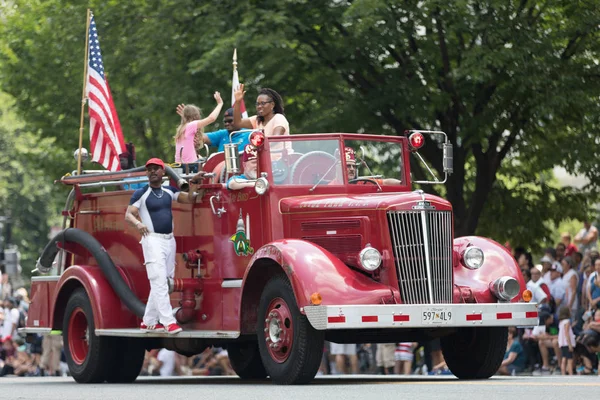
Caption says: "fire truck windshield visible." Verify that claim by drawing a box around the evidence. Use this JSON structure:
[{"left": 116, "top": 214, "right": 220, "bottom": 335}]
[{"left": 269, "top": 138, "right": 405, "bottom": 186}]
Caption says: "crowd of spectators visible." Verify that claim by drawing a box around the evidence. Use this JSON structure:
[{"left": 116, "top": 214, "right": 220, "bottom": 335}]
[
  {"left": 0, "top": 275, "right": 68, "bottom": 377},
  {"left": 505, "top": 221, "right": 600, "bottom": 375}
]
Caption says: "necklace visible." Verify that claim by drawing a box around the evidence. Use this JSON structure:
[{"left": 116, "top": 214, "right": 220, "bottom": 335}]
[{"left": 151, "top": 187, "right": 164, "bottom": 199}]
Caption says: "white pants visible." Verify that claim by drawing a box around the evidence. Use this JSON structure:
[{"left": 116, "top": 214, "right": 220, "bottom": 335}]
[{"left": 140, "top": 233, "right": 176, "bottom": 326}]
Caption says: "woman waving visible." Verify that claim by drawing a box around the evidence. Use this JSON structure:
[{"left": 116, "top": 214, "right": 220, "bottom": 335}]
[{"left": 233, "top": 84, "right": 289, "bottom": 136}]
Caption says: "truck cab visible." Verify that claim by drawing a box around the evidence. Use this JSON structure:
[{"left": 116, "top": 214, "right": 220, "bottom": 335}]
[{"left": 22, "top": 131, "right": 538, "bottom": 384}]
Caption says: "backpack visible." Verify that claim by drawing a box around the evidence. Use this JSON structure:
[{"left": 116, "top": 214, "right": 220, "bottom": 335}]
[{"left": 17, "top": 309, "right": 26, "bottom": 330}]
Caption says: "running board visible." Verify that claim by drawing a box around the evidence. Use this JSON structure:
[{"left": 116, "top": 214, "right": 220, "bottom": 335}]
[{"left": 94, "top": 329, "right": 240, "bottom": 339}]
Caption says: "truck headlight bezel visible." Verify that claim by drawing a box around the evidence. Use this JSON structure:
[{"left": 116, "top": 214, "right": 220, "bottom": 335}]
[
  {"left": 461, "top": 246, "right": 484, "bottom": 270},
  {"left": 359, "top": 245, "right": 382, "bottom": 271},
  {"left": 254, "top": 177, "right": 269, "bottom": 195}
]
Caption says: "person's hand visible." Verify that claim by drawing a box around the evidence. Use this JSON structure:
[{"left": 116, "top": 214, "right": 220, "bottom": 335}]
[
  {"left": 234, "top": 84, "right": 245, "bottom": 103},
  {"left": 176, "top": 103, "right": 185, "bottom": 117},
  {"left": 214, "top": 91, "right": 223, "bottom": 105},
  {"left": 190, "top": 171, "right": 207, "bottom": 184},
  {"left": 136, "top": 221, "right": 149, "bottom": 236}
]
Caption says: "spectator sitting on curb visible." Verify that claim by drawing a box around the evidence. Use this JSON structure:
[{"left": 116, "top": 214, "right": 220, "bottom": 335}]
[
  {"left": 498, "top": 327, "right": 527, "bottom": 375},
  {"left": 537, "top": 309, "right": 561, "bottom": 374}
]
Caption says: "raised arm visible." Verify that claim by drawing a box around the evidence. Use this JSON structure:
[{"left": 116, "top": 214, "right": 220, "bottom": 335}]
[
  {"left": 233, "top": 84, "right": 254, "bottom": 129},
  {"left": 195, "top": 91, "right": 224, "bottom": 129}
]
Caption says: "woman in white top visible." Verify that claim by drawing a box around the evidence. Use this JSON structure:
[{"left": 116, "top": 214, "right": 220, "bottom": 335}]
[
  {"left": 561, "top": 256, "right": 579, "bottom": 315},
  {"left": 233, "top": 84, "right": 290, "bottom": 137}
]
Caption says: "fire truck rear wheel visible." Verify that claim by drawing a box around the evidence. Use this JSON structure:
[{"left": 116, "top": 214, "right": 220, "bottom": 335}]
[
  {"left": 257, "top": 274, "right": 325, "bottom": 385},
  {"left": 62, "top": 288, "right": 113, "bottom": 383},
  {"left": 104, "top": 338, "right": 145, "bottom": 383},
  {"left": 227, "top": 341, "right": 268, "bottom": 379},
  {"left": 440, "top": 326, "right": 508, "bottom": 379}
]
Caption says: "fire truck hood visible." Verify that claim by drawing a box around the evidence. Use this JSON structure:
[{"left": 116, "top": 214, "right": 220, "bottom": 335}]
[{"left": 279, "top": 191, "right": 452, "bottom": 214}]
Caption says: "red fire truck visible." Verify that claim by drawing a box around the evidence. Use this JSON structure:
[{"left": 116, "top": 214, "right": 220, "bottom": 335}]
[{"left": 22, "top": 131, "right": 537, "bottom": 384}]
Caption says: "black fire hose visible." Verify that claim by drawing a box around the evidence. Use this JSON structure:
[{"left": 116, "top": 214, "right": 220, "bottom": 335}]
[{"left": 36, "top": 228, "right": 146, "bottom": 317}]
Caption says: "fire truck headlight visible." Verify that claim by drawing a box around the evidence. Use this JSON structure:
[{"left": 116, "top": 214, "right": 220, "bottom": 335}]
[
  {"left": 462, "top": 246, "right": 484, "bottom": 270},
  {"left": 359, "top": 245, "right": 382, "bottom": 271},
  {"left": 255, "top": 177, "right": 269, "bottom": 195}
]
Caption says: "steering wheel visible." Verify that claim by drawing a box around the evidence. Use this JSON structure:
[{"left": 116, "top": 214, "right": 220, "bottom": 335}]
[
  {"left": 271, "top": 159, "right": 289, "bottom": 184},
  {"left": 349, "top": 178, "right": 379, "bottom": 185},
  {"left": 289, "top": 151, "right": 337, "bottom": 185}
]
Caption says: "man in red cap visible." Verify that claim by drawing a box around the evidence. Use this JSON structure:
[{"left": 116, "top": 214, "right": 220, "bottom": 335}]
[
  {"left": 330, "top": 147, "right": 402, "bottom": 185},
  {"left": 227, "top": 144, "right": 259, "bottom": 190},
  {"left": 124, "top": 158, "right": 199, "bottom": 334}
]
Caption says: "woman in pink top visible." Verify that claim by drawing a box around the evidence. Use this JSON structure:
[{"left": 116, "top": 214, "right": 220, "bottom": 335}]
[
  {"left": 233, "top": 84, "right": 290, "bottom": 137},
  {"left": 174, "top": 91, "right": 223, "bottom": 164}
]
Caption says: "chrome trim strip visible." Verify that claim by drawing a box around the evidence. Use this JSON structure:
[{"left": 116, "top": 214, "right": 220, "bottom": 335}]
[
  {"left": 420, "top": 210, "right": 434, "bottom": 303},
  {"left": 95, "top": 329, "right": 240, "bottom": 339},
  {"left": 31, "top": 276, "right": 60, "bottom": 282},
  {"left": 18, "top": 328, "right": 52, "bottom": 335},
  {"left": 221, "top": 279, "right": 243, "bottom": 288}
]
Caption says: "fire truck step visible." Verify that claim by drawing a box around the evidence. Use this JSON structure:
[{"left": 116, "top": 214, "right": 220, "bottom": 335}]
[{"left": 94, "top": 329, "right": 240, "bottom": 339}]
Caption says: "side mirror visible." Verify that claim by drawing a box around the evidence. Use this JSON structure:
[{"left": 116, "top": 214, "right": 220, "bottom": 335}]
[{"left": 443, "top": 143, "right": 453, "bottom": 175}]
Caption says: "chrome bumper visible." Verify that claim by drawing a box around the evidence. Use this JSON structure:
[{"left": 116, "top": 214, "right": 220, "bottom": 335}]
[{"left": 303, "top": 302, "right": 538, "bottom": 330}]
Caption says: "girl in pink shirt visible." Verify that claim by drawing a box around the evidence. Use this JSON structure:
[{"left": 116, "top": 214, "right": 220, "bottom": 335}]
[{"left": 174, "top": 91, "right": 223, "bottom": 163}]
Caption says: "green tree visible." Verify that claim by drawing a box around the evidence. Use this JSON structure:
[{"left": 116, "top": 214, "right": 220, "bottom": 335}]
[
  {"left": 0, "top": 92, "right": 68, "bottom": 278},
  {"left": 1, "top": 0, "right": 599, "bottom": 248}
]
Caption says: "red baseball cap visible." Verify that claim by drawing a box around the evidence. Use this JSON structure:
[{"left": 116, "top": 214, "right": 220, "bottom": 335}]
[{"left": 145, "top": 158, "right": 165, "bottom": 169}]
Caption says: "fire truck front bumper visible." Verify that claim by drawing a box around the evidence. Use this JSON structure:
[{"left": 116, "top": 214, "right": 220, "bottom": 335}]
[{"left": 303, "top": 302, "right": 538, "bottom": 330}]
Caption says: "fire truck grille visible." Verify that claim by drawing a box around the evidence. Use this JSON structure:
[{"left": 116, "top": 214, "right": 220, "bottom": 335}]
[{"left": 387, "top": 211, "right": 453, "bottom": 304}]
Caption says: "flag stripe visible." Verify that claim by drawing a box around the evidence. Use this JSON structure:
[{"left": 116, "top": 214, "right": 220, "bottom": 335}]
[{"left": 86, "top": 13, "right": 125, "bottom": 172}]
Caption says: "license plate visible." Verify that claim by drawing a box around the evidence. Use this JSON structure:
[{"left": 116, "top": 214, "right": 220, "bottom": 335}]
[{"left": 422, "top": 307, "right": 453, "bottom": 325}]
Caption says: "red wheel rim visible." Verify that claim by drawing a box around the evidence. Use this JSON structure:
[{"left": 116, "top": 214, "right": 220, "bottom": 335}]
[
  {"left": 68, "top": 307, "right": 89, "bottom": 365},
  {"left": 263, "top": 297, "right": 294, "bottom": 363}
]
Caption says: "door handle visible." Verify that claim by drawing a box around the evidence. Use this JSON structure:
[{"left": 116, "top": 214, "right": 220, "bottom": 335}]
[{"left": 209, "top": 194, "right": 226, "bottom": 218}]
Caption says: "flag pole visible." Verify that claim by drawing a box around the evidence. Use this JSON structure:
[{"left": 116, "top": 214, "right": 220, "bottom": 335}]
[
  {"left": 233, "top": 48, "right": 238, "bottom": 73},
  {"left": 77, "top": 9, "right": 92, "bottom": 175}
]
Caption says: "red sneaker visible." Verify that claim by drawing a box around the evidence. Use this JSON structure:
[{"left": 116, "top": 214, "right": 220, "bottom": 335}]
[
  {"left": 166, "top": 323, "right": 182, "bottom": 334},
  {"left": 140, "top": 323, "right": 166, "bottom": 332}
]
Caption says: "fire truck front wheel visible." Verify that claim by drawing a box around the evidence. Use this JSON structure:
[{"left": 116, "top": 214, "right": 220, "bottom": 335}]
[
  {"left": 440, "top": 326, "right": 508, "bottom": 379},
  {"left": 257, "top": 274, "right": 325, "bottom": 385},
  {"left": 62, "top": 288, "right": 113, "bottom": 383}
]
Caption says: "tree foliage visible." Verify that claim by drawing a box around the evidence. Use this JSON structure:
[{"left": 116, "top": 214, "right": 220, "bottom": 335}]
[
  {"left": 0, "top": 92, "right": 68, "bottom": 277},
  {"left": 1, "top": 0, "right": 599, "bottom": 250}
]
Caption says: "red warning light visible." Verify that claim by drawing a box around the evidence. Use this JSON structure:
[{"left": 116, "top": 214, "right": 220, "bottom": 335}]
[
  {"left": 408, "top": 132, "right": 425, "bottom": 150},
  {"left": 249, "top": 130, "right": 265, "bottom": 148}
]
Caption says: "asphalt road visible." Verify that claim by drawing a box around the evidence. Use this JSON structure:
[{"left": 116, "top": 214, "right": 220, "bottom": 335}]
[{"left": 1, "top": 375, "right": 598, "bottom": 400}]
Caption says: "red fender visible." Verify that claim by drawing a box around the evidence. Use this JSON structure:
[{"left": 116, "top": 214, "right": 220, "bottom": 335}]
[
  {"left": 242, "top": 239, "right": 395, "bottom": 308},
  {"left": 453, "top": 236, "right": 527, "bottom": 303},
  {"left": 52, "top": 265, "right": 139, "bottom": 330}
]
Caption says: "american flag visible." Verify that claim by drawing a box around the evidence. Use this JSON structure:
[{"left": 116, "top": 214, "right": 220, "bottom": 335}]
[{"left": 86, "top": 13, "right": 125, "bottom": 171}]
